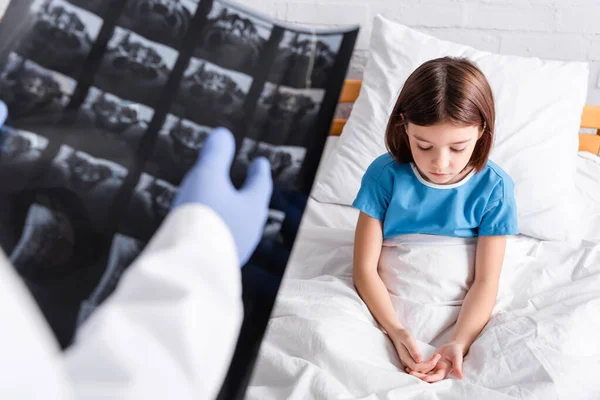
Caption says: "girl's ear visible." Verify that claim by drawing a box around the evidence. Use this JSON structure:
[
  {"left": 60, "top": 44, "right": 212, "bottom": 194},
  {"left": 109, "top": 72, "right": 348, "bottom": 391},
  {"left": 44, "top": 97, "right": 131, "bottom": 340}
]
[
  {"left": 403, "top": 120, "right": 411, "bottom": 136},
  {"left": 477, "top": 121, "right": 486, "bottom": 140}
]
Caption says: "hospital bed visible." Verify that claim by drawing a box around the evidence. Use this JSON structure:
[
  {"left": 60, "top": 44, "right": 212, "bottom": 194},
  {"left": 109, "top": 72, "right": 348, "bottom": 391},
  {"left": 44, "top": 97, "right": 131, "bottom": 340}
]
[{"left": 244, "top": 79, "right": 600, "bottom": 399}]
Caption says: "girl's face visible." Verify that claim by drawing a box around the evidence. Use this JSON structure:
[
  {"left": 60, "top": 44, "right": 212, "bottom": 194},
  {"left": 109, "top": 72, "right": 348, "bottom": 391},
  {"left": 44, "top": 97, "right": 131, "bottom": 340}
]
[{"left": 406, "top": 121, "right": 483, "bottom": 185}]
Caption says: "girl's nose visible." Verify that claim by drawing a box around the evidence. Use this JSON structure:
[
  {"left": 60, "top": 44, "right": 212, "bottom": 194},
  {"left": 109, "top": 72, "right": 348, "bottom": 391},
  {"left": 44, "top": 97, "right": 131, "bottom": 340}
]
[{"left": 432, "top": 150, "right": 450, "bottom": 170}]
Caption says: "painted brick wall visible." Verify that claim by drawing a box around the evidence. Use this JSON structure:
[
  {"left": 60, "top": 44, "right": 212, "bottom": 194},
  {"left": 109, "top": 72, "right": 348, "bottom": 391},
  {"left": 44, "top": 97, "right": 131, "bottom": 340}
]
[
  {"left": 1, "top": 0, "right": 599, "bottom": 103},
  {"left": 238, "top": 0, "right": 600, "bottom": 105}
]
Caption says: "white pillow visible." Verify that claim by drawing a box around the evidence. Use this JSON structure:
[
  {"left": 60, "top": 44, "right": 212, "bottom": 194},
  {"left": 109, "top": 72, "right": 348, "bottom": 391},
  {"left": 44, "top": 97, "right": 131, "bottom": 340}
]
[{"left": 312, "top": 15, "right": 589, "bottom": 242}]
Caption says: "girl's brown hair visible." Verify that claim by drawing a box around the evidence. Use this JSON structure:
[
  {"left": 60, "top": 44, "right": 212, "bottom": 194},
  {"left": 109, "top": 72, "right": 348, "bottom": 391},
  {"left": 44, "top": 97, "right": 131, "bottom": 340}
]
[{"left": 385, "top": 56, "right": 495, "bottom": 171}]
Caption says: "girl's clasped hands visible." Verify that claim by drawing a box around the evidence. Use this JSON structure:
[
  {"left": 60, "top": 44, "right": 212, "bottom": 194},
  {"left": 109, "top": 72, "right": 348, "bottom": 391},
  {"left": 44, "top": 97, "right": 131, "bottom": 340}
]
[{"left": 389, "top": 328, "right": 465, "bottom": 383}]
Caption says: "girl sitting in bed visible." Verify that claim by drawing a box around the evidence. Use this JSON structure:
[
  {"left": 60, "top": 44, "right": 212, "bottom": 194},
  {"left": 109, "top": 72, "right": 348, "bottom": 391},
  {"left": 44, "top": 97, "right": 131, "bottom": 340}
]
[{"left": 352, "top": 56, "right": 518, "bottom": 383}]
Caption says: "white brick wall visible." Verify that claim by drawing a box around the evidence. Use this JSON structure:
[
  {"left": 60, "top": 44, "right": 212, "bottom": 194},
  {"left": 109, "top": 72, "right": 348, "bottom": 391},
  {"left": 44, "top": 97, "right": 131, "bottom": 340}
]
[
  {"left": 1, "top": 0, "right": 599, "bottom": 103},
  {"left": 263, "top": 0, "right": 600, "bottom": 105}
]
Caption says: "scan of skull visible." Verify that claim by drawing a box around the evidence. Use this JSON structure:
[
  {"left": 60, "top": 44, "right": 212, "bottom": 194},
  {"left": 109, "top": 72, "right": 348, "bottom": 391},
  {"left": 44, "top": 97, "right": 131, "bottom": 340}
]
[{"left": 17, "top": 1, "right": 96, "bottom": 78}]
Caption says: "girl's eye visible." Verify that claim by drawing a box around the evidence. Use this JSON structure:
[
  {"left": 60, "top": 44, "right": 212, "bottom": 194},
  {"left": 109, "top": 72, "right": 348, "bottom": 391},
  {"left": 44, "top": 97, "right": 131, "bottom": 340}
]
[
  {"left": 417, "top": 145, "right": 432, "bottom": 151},
  {"left": 451, "top": 147, "right": 466, "bottom": 153}
]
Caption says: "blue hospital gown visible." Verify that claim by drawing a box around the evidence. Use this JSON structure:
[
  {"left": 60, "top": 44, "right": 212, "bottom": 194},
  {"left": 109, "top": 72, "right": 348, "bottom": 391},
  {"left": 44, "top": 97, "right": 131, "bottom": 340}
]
[{"left": 352, "top": 153, "right": 519, "bottom": 239}]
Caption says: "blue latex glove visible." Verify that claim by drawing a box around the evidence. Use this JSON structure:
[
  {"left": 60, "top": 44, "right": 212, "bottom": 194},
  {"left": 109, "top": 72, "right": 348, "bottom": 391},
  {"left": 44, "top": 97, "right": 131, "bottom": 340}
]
[
  {"left": 172, "top": 127, "right": 273, "bottom": 266},
  {"left": 0, "top": 100, "right": 7, "bottom": 132}
]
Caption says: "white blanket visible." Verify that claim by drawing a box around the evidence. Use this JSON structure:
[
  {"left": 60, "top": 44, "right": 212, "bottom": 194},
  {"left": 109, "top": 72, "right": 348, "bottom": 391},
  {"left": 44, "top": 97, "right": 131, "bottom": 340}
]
[{"left": 247, "top": 153, "right": 600, "bottom": 400}]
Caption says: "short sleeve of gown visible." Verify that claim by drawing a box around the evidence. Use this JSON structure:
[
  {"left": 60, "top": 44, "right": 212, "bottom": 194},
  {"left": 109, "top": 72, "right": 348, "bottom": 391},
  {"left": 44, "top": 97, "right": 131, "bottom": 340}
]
[
  {"left": 352, "top": 156, "right": 394, "bottom": 221},
  {"left": 478, "top": 180, "right": 519, "bottom": 236}
]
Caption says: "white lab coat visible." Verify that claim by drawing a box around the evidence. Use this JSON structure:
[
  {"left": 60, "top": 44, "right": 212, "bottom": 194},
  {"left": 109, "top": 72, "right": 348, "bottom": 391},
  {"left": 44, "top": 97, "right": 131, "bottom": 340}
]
[{"left": 0, "top": 204, "right": 243, "bottom": 400}]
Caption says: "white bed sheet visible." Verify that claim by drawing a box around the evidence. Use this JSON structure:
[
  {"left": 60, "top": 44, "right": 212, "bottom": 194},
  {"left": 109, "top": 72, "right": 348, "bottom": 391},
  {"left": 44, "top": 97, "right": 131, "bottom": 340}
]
[{"left": 246, "top": 141, "right": 600, "bottom": 400}]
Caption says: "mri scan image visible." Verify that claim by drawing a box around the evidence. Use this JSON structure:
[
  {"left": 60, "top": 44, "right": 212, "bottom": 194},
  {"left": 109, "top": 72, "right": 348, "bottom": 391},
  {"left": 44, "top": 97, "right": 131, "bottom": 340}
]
[
  {"left": 233, "top": 138, "right": 307, "bottom": 190},
  {"left": 95, "top": 28, "right": 176, "bottom": 107},
  {"left": 118, "top": 0, "right": 196, "bottom": 49},
  {"left": 260, "top": 88, "right": 317, "bottom": 142},
  {"left": 269, "top": 31, "right": 342, "bottom": 89},
  {"left": 37, "top": 147, "right": 128, "bottom": 231},
  {"left": 263, "top": 89, "right": 317, "bottom": 120},
  {"left": 249, "top": 84, "right": 322, "bottom": 146},
  {"left": 0, "top": 129, "right": 48, "bottom": 163},
  {"left": 65, "top": 0, "right": 107, "bottom": 16},
  {"left": 76, "top": 88, "right": 153, "bottom": 147},
  {"left": 63, "top": 151, "right": 119, "bottom": 193},
  {"left": 16, "top": 0, "right": 101, "bottom": 78},
  {"left": 168, "top": 117, "right": 209, "bottom": 162},
  {"left": 262, "top": 209, "right": 285, "bottom": 241},
  {"left": 76, "top": 233, "right": 144, "bottom": 327},
  {"left": 87, "top": 92, "right": 143, "bottom": 134},
  {"left": 143, "top": 177, "right": 175, "bottom": 221},
  {"left": 9, "top": 203, "right": 75, "bottom": 281},
  {"left": 195, "top": 4, "right": 270, "bottom": 75},
  {"left": 174, "top": 58, "right": 250, "bottom": 129},
  {"left": 0, "top": 128, "right": 48, "bottom": 193},
  {"left": 119, "top": 173, "right": 177, "bottom": 240},
  {"left": 0, "top": 53, "right": 75, "bottom": 119},
  {"left": 146, "top": 115, "right": 210, "bottom": 183}
]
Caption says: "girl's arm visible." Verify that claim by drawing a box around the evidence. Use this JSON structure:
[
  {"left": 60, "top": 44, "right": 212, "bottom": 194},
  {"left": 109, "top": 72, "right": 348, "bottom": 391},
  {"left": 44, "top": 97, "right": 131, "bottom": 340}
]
[
  {"left": 352, "top": 211, "right": 404, "bottom": 336},
  {"left": 353, "top": 212, "right": 442, "bottom": 372},
  {"left": 449, "top": 235, "right": 507, "bottom": 354}
]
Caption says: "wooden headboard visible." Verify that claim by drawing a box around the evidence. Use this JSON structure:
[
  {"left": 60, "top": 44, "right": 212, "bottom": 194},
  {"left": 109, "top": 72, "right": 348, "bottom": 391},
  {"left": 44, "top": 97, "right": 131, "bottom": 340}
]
[{"left": 330, "top": 79, "right": 600, "bottom": 156}]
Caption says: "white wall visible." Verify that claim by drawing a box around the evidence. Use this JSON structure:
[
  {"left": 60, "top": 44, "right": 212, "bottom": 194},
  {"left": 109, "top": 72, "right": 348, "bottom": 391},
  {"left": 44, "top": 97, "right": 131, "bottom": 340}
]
[{"left": 1, "top": 0, "right": 598, "bottom": 103}]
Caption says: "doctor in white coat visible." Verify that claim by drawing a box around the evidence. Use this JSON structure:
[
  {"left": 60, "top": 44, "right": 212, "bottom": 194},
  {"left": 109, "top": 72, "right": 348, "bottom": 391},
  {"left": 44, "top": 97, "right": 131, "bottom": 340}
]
[{"left": 0, "top": 96, "right": 273, "bottom": 400}]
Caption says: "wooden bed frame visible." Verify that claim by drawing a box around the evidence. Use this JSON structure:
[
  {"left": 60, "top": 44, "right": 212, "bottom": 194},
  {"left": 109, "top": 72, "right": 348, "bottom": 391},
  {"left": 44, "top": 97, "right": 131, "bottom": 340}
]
[{"left": 330, "top": 79, "right": 600, "bottom": 156}]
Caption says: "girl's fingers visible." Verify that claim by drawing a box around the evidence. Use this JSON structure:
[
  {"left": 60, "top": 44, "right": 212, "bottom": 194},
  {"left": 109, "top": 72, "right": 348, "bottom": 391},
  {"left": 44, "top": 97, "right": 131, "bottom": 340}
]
[
  {"left": 406, "top": 365, "right": 442, "bottom": 381},
  {"left": 409, "top": 353, "right": 441, "bottom": 373},
  {"left": 410, "top": 370, "right": 429, "bottom": 379},
  {"left": 421, "top": 363, "right": 451, "bottom": 383},
  {"left": 423, "top": 370, "right": 446, "bottom": 383},
  {"left": 406, "top": 358, "right": 455, "bottom": 384},
  {"left": 403, "top": 335, "right": 422, "bottom": 364},
  {"left": 406, "top": 367, "right": 435, "bottom": 382}
]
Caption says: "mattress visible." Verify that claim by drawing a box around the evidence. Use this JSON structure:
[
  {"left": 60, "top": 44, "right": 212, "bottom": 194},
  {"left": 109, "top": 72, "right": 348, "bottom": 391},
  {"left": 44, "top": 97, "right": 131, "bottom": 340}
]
[{"left": 245, "top": 141, "right": 600, "bottom": 400}]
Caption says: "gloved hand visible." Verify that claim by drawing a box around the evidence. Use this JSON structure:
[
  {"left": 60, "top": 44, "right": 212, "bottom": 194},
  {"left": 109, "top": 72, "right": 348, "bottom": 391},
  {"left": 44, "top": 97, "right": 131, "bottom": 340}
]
[
  {"left": 172, "top": 127, "right": 273, "bottom": 266},
  {"left": 0, "top": 100, "right": 8, "bottom": 131}
]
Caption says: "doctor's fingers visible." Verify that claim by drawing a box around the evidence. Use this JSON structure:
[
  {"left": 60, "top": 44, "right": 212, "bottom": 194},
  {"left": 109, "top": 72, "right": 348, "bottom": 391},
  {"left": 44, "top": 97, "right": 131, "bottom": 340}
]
[
  {"left": 0, "top": 101, "right": 7, "bottom": 142},
  {"left": 240, "top": 156, "right": 272, "bottom": 203},
  {"left": 195, "top": 127, "right": 236, "bottom": 173},
  {"left": 0, "top": 101, "right": 7, "bottom": 127}
]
